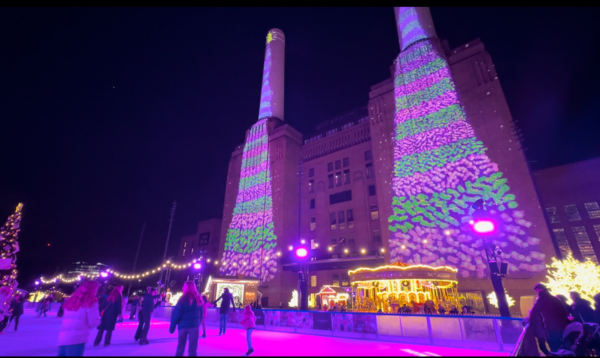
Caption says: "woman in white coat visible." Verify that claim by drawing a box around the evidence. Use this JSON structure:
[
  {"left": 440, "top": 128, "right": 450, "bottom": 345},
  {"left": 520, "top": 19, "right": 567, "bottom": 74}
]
[{"left": 57, "top": 281, "right": 101, "bottom": 356}]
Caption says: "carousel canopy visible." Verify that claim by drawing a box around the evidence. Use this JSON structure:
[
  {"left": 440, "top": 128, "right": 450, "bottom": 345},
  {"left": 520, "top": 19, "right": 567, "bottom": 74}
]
[{"left": 348, "top": 262, "right": 458, "bottom": 282}]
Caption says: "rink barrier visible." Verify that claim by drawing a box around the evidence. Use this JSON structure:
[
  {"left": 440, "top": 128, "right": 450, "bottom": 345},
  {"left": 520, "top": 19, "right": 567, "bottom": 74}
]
[{"left": 153, "top": 307, "right": 522, "bottom": 352}]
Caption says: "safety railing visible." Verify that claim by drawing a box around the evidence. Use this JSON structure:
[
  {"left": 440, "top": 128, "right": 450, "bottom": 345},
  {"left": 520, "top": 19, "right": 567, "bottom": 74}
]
[{"left": 153, "top": 307, "right": 523, "bottom": 352}]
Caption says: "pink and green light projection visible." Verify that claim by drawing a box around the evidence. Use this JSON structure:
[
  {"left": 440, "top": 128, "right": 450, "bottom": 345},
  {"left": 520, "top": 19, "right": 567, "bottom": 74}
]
[
  {"left": 219, "top": 29, "right": 285, "bottom": 283},
  {"left": 388, "top": 7, "right": 546, "bottom": 278}
]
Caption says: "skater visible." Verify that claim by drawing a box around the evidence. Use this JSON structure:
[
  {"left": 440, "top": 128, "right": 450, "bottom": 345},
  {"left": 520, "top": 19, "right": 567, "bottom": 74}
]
[
  {"left": 529, "top": 283, "right": 570, "bottom": 352},
  {"left": 40, "top": 296, "right": 50, "bottom": 317},
  {"left": 240, "top": 305, "right": 256, "bottom": 356},
  {"left": 57, "top": 281, "right": 101, "bottom": 357},
  {"left": 129, "top": 295, "right": 139, "bottom": 320},
  {"left": 57, "top": 300, "right": 64, "bottom": 318},
  {"left": 94, "top": 284, "right": 123, "bottom": 347},
  {"left": 200, "top": 294, "right": 213, "bottom": 338},
  {"left": 213, "top": 288, "right": 236, "bottom": 336},
  {"left": 8, "top": 293, "right": 25, "bottom": 331},
  {"left": 0, "top": 286, "right": 13, "bottom": 333},
  {"left": 135, "top": 287, "right": 160, "bottom": 345},
  {"left": 169, "top": 282, "right": 203, "bottom": 356}
]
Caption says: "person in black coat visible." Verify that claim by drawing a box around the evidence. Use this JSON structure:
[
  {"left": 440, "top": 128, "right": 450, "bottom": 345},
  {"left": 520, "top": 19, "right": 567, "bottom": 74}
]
[
  {"left": 94, "top": 285, "right": 123, "bottom": 347},
  {"left": 8, "top": 294, "right": 25, "bottom": 331},
  {"left": 593, "top": 293, "right": 600, "bottom": 325},
  {"left": 556, "top": 295, "right": 573, "bottom": 316},
  {"left": 213, "top": 288, "right": 236, "bottom": 336},
  {"left": 135, "top": 287, "right": 160, "bottom": 345},
  {"left": 529, "top": 283, "right": 570, "bottom": 352},
  {"left": 570, "top": 291, "right": 595, "bottom": 323}
]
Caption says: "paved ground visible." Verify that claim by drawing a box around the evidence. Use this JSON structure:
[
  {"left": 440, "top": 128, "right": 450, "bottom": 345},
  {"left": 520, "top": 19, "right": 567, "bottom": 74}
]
[{"left": 0, "top": 310, "right": 508, "bottom": 356}]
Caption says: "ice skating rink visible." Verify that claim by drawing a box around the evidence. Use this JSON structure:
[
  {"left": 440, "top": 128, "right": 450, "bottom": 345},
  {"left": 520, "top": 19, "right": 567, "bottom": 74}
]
[{"left": 0, "top": 310, "right": 509, "bottom": 356}]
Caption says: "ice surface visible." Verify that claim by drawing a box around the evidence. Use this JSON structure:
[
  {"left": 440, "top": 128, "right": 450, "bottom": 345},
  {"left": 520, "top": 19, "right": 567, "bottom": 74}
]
[{"left": 0, "top": 310, "right": 508, "bottom": 356}]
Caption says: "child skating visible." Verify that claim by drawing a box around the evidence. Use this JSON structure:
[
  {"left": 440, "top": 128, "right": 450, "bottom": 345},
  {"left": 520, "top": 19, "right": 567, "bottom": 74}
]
[{"left": 239, "top": 305, "right": 256, "bottom": 356}]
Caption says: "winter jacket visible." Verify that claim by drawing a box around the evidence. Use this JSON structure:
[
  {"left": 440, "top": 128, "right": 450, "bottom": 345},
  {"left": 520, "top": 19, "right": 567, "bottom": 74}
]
[
  {"left": 530, "top": 290, "right": 569, "bottom": 333},
  {"left": 572, "top": 298, "right": 596, "bottom": 323},
  {"left": 214, "top": 292, "right": 235, "bottom": 314},
  {"left": 240, "top": 311, "right": 256, "bottom": 330},
  {"left": 57, "top": 302, "right": 101, "bottom": 346},
  {"left": 9, "top": 297, "right": 24, "bottom": 316},
  {"left": 169, "top": 297, "right": 202, "bottom": 333},
  {"left": 98, "top": 296, "right": 122, "bottom": 331},
  {"left": 141, "top": 293, "right": 160, "bottom": 314}
]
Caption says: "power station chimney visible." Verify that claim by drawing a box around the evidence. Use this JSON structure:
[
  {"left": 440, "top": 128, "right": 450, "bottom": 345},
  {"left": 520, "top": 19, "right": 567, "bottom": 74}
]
[
  {"left": 394, "top": 7, "right": 437, "bottom": 52},
  {"left": 258, "top": 28, "right": 285, "bottom": 121}
]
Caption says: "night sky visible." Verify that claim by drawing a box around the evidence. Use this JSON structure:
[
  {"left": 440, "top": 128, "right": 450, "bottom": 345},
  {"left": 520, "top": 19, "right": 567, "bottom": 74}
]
[{"left": 2, "top": 7, "right": 599, "bottom": 288}]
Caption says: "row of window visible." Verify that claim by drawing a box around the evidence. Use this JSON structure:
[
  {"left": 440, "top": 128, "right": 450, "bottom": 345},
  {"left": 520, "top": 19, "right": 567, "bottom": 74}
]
[
  {"left": 308, "top": 186, "right": 375, "bottom": 210},
  {"left": 181, "top": 233, "right": 210, "bottom": 257},
  {"left": 310, "top": 274, "right": 350, "bottom": 288},
  {"left": 546, "top": 202, "right": 600, "bottom": 223},
  {"left": 552, "top": 225, "right": 600, "bottom": 263}
]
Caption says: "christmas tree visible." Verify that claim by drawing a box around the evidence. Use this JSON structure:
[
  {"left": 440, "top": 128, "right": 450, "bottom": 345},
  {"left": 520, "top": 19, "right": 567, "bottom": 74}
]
[{"left": 0, "top": 203, "right": 23, "bottom": 288}]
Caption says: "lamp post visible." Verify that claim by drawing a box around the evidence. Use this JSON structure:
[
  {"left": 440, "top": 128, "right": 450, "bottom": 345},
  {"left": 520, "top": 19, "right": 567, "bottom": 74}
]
[
  {"left": 470, "top": 199, "right": 511, "bottom": 318},
  {"left": 293, "top": 244, "right": 309, "bottom": 310}
]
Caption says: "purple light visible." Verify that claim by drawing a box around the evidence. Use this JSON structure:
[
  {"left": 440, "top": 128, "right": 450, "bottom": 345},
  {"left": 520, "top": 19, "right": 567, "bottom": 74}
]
[
  {"left": 193, "top": 263, "right": 202, "bottom": 270},
  {"left": 34, "top": 280, "right": 40, "bottom": 285},
  {"left": 295, "top": 247, "right": 308, "bottom": 258},
  {"left": 472, "top": 220, "right": 496, "bottom": 234},
  {"left": 100, "top": 272, "right": 108, "bottom": 278}
]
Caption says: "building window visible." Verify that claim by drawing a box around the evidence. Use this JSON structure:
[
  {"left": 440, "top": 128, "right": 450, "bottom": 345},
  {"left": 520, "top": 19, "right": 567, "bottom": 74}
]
[
  {"left": 182, "top": 248, "right": 186, "bottom": 256},
  {"left": 191, "top": 248, "right": 194, "bottom": 255},
  {"left": 584, "top": 202, "right": 600, "bottom": 219},
  {"left": 328, "top": 174, "right": 334, "bottom": 188},
  {"left": 343, "top": 157, "right": 349, "bottom": 167},
  {"left": 308, "top": 179, "right": 314, "bottom": 193},
  {"left": 368, "top": 185, "right": 376, "bottom": 196},
  {"left": 331, "top": 237, "right": 337, "bottom": 244},
  {"left": 335, "top": 160, "right": 341, "bottom": 170},
  {"left": 330, "top": 190, "right": 352, "bottom": 205},
  {"left": 348, "top": 237, "right": 355, "bottom": 245},
  {"left": 366, "top": 163, "right": 374, "bottom": 179},
  {"left": 309, "top": 168, "right": 314, "bottom": 177},
  {"left": 373, "top": 230, "right": 382, "bottom": 243},
  {"left": 365, "top": 150, "right": 372, "bottom": 161},
  {"left": 327, "top": 162, "right": 333, "bottom": 172},
  {"left": 564, "top": 205, "right": 582, "bottom": 222},
  {"left": 342, "top": 274, "right": 350, "bottom": 287},
  {"left": 545, "top": 207, "right": 560, "bottom": 224},
  {"left": 311, "top": 239, "right": 318, "bottom": 250},
  {"left": 370, "top": 205, "right": 379, "bottom": 221},
  {"left": 310, "top": 199, "right": 315, "bottom": 209},
  {"left": 339, "top": 237, "right": 346, "bottom": 246},
  {"left": 198, "top": 232, "right": 210, "bottom": 246},
  {"left": 343, "top": 169, "right": 350, "bottom": 185},
  {"left": 310, "top": 217, "right": 316, "bottom": 231},
  {"left": 330, "top": 213, "right": 337, "bottom": 230},
  {"left": 572, "top": 226, "right": 597, "bottom": 263},
  {"left": 594, "top": 225, "right": 600, "bottom": 240},
  {"left": 311, "top": 275, "right": 317, "bottom": 287},
  {"left": 338, "top": 211, "right": 345, "bottom": 230},
  {"left": 335, "top": 172, "right": 342, "bottom": 187},
  {"left": 553, "top": 228, "right": 572, "bottom": 259},
  {"left": 347, "top": 209, "right": 354, "bottom": 228},
  {"left": 332, "top": 274, "right": 340, "bottom": 287}
]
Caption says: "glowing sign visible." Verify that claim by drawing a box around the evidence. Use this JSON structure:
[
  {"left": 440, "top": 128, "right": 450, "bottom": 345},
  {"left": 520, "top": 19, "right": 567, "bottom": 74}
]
[{"left": 388, "top": 36, "right": 545, "bottom": 278}]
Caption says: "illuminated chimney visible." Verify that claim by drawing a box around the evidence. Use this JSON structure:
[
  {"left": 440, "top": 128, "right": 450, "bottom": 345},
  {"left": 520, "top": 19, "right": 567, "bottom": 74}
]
[
  {"left": 258, "top": 28, "right": 285, "bottom": 121},
  {"left": 394, "top": 7, "right": 437, "bottom": 52}
]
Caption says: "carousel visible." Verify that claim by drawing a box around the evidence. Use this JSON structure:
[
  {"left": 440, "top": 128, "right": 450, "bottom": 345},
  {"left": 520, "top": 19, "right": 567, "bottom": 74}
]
[{"left": 348, "top": 262, "right": 460, "bottom": 313}]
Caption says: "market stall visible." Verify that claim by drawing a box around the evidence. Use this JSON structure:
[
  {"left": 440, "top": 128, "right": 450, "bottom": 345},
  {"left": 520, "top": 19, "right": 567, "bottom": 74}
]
[
  {"left": 203, "top": 276, "right": 260, "bottom": 308},
  {"left": 348, "top": 262, "right": 459, "bottom": 313},
  {"left": 316, "top": 285, "right": 350, "bottom": 310}
]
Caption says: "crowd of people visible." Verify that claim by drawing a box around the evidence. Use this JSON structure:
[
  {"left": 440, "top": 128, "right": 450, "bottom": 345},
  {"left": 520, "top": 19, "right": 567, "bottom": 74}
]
[{"left": 319, "top": 299, "right": 471, "bottom": 315}]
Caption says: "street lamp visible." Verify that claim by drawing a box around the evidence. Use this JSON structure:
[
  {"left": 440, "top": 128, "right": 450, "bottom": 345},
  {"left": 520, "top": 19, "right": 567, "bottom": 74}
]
[
  {"left": 294, "top": 242, "right": 309, "bottom": 310},
  {"left": 470, "top": 199, "right": 510, "bottom": 318}
]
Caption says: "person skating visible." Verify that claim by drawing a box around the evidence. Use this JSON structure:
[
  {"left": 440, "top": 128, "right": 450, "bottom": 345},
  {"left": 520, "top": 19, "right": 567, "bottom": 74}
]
[
  {"left": 40, "top": 297, "right": 50, "bottom": 317},
  {"left": 570, "top": 291, "right": 595, "bottom": 323},
  {"left": 169, "top": 282, "right": 203, "bottom": 356},
  {"left": 240, "top": 305, "right": 256, "bottom": 356},
  {"left": 129, "top": 295, "right": 139, "bottom": 320},
  {"left": 57, "top": 281, "right": 101, "bottom": 357},
  {"left": 213, "top": 288, "right": 236, "bottom": 335},
  {"left": 94, "top": 284, "right": 123, "bottom": 347},
  {"left": 529, "top": 283, "right": 570, "bottom": 352},
  {"left": 0, "top": 286, "right": 13, "bottom": 333},
  {"left": 57, "top": 300, "right": 64, "bottom": 318},
  {"left": 200, "top": 294, "right": 213, "bottom": 338},
  {"left": 135, "top": 287, "right": 160, "bottom": 345},
  {"left": 8, "top": 293, "right": 24, "bottom": 331}
]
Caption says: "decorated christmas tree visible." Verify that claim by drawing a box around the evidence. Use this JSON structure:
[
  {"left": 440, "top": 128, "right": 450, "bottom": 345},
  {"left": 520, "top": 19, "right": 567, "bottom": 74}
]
[{"left": 0, "top": 203, "right": 23, "bottom": 288}]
